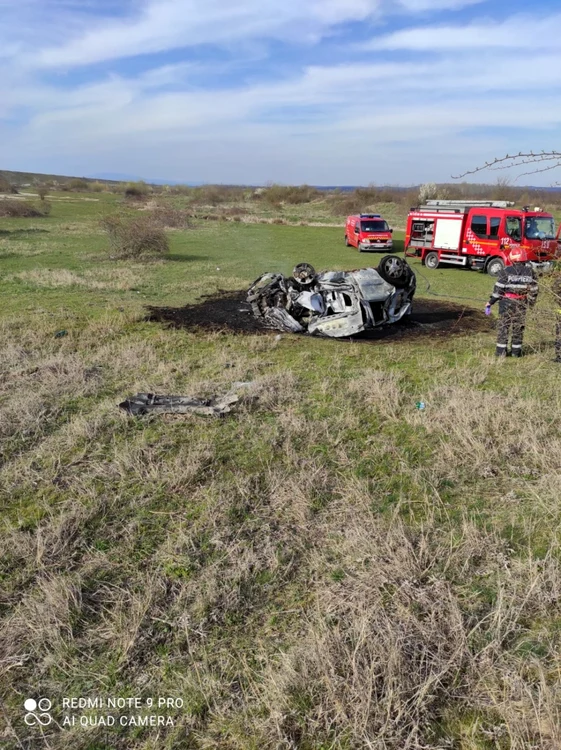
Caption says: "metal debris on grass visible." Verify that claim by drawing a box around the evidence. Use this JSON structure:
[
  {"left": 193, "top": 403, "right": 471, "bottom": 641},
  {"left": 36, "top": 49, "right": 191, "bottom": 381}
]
[{"left": 119, "top": 381, "right": 255, "bottom": 417}]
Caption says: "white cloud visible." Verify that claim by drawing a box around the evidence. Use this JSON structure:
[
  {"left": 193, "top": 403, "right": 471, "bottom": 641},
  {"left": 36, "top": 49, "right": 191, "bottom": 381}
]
[
  {"left": 29, "top": 0, "right": 383, "bottom": 69},
  {"left": 366, "top": 13, "right": 561, "bottom": 50},
  {"left": 397, "top": 0, "right": 483, "bottom": 10}
]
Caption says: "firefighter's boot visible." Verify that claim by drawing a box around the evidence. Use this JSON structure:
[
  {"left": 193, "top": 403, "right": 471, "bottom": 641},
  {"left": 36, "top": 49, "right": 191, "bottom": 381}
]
[{"left": 495, "top": 345, "right": 507, "bottom": 357}]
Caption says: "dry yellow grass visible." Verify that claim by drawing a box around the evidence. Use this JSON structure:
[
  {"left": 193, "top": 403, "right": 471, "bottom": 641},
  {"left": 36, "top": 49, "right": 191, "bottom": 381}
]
[{"left": 8, "top": 267, "right": 143, "bottom": 290}]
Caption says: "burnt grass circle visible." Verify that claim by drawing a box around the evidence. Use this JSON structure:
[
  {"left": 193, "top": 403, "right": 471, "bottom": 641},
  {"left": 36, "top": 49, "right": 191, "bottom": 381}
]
[{"left": 145, "top": 290, "right": 493, "bottom": 343}]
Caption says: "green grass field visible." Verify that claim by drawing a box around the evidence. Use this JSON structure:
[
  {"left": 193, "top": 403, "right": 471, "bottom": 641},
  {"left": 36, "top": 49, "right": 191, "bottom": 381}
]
[{"left": 1, "top": 192, "right": 561, "bottom": 750}]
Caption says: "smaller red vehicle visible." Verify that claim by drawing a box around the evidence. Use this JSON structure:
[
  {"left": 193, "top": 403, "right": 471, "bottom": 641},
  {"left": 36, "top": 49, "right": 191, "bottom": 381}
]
[{"left": 345, "top": 213, "right": 393, "bottom": 252}]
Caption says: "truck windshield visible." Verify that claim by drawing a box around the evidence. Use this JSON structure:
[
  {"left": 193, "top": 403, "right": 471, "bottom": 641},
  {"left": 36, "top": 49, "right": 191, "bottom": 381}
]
[
  {"left": 361, "top": 220, "right": 388, "bottom": 232},
  {"left": 524, "top": 216, "right": 555, "bottom": 239}
]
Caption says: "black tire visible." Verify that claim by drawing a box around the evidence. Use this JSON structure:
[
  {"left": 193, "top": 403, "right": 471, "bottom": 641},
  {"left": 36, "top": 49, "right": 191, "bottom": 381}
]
[
  {"left": 486, "top": 257, "right": 505, "bottom": 277},
  {"left": 424, "top": 251, "right": 439, "bottom": 270},
  {"left": 344, "top": 235, "right": 350, "bottom": 246},
  {"left": 377, "top": 255, "right": 414, "bottom": 288}
]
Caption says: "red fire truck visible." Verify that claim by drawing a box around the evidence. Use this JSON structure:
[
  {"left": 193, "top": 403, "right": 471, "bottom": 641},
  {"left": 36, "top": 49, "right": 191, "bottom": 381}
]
[
  {"left": 404, "top": 200, "right": 557, "bottom": 275},
  {"left": 345, "top": 213, "right": 393, "bottom": 252}
]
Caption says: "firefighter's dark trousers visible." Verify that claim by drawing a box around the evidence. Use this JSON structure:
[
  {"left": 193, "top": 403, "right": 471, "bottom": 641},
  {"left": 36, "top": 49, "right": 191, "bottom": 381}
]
[
  {"left": 555, "top": 313, "right": 561, "bottom": 361},
  {"left": 496, "top": 299, "right": 527, "bottom": 356}
]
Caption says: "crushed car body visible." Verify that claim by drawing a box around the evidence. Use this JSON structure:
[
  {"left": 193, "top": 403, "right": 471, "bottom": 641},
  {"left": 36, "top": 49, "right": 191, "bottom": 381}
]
[{"left": 247, "top": 256, "right": 416, "bottom": 338}]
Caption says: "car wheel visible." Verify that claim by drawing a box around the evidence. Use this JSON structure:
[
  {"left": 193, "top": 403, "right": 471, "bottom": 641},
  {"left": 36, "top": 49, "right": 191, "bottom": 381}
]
[
  {"left": 424, "top": 251, "right": 439, "bottom": 270},
  {"left": 377, "top": 255, "right": 414, "bottom": 288},
  {"left": 486, "top": 257, "right": 505, "bottom": 276}
]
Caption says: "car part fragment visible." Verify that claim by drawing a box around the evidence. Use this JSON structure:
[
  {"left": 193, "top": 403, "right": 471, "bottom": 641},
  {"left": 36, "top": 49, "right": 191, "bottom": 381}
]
[{"left": 119, "top": 382, "right": 255, "bottom": 417}]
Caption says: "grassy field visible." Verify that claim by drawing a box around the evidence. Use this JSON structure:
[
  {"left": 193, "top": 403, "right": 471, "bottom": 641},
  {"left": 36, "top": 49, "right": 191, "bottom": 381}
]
[{"left": 1, "top": 192, "right": 561, "bottom": 750}]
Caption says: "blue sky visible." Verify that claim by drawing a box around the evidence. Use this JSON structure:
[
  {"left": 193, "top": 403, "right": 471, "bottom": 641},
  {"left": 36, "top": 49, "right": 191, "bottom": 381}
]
[{"left": 1, "top": 0, "right": 560, "bottom": 185}]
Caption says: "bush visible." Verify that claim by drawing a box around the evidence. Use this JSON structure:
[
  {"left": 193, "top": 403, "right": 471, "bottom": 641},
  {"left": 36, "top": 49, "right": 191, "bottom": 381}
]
[
  {"left": 0, "top": 200, "right": 51, "bottom": 217},
  {"left": 262, "top": 184, "right": 321, "bottom": 205},
  {"left": 327, "top": 194, "right": 363, "bottom": 217},
  {"left": 124, "top": 181, "right": 151, "bottom": 200},
  {"left": 100, "top": 214, "right": 169, "bottom": 259},
  {"left": 0, "top": 177, "right": 18, "bottom": 194},
  {"left": 37, "top": 186, "right": 48, "bottom": 201},
  {"left": 167, "top": 184, "right": 194, "bottom": 196},
  {"left": 66, "top": 178, "right": 91, "bottom": 192},
  {"left": 327, "top": 186, "right": 417, "bottom": 216},
  {"left": 189, "top": 185, "right": 245, "bottom": 206}
]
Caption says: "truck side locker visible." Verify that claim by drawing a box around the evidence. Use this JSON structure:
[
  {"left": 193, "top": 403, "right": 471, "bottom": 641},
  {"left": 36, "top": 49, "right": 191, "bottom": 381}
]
[{"left": 434, "top": 218, "right": 462, "bottom": 250}]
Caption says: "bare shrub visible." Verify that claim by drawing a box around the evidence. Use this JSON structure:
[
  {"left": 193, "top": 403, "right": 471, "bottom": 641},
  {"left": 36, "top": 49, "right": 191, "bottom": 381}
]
[
  {"left": 0, "top": 176, "right": 18, "bottom": 194},
  {"left": 328, "top": 185, "right": 420, "bottom": 217},
  {"left": 263, "top": 184, "right": 321, "bottom": 205},
  {"left": 100, "top": 214, "right": 169, "bottom": 259},
  {"left": 328, "top": 193, "right": 363, "bottom": 216},
  {"left": 124, "top": 181, "right": 151, "bottom": 200},
  {"left": 0, "top": 199, "right": 51, "bottom": 218},
  {"left": 37, "top": 186, "right": 48, "bottom": 201},
  {"left": 66, "top": 177, "right": 90, "bottom": 192},
  {"left": 167, "top": 184, "right": 193, "bottom": 196},
  {"left": 189, "top": 185, "right": 245, "bottom": 206}
]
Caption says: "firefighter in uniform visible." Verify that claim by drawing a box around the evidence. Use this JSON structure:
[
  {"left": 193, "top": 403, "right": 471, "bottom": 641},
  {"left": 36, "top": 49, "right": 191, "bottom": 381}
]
[
  {"left": 485, "top": 247, "right": 539, "bottom": 357},
  {"left": 551, "top": 269, "right": 561, "bottom": 362}
]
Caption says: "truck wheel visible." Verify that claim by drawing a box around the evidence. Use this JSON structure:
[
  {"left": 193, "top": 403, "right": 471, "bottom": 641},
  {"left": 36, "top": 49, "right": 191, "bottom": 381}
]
[
  {"left": 424, "top": 252, "right": 439, "bottom": 270},
  {"left": 486, "top": 257, "right": 504, "bottom": 276},
  {"left": 377, "top": 255, "right": 414, "bottom": 288},
  {"left": 345, "top": 235, "right": 350, "bottom": 246}
]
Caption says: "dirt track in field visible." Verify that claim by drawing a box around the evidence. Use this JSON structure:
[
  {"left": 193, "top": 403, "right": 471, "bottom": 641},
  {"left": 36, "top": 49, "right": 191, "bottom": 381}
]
[{"left": 145, "top": 290, "right": 493, "bottom": 343}]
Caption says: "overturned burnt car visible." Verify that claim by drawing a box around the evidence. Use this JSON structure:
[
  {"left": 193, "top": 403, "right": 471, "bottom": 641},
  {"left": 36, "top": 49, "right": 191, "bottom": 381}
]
[{"left": 247, "top": 255, "right": 416, "bottom": 338}]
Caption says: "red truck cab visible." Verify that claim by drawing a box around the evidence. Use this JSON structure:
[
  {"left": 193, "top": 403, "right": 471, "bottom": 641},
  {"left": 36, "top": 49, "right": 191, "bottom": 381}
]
[
  {"left": 522, "top": 208, "right": 559, "bottom": 262},
  {"left": 405, "top": 200, "right": 557, "bottom": 275},
  {"left": 345, "top": 213, "right": 393, "bottom": 252}
]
